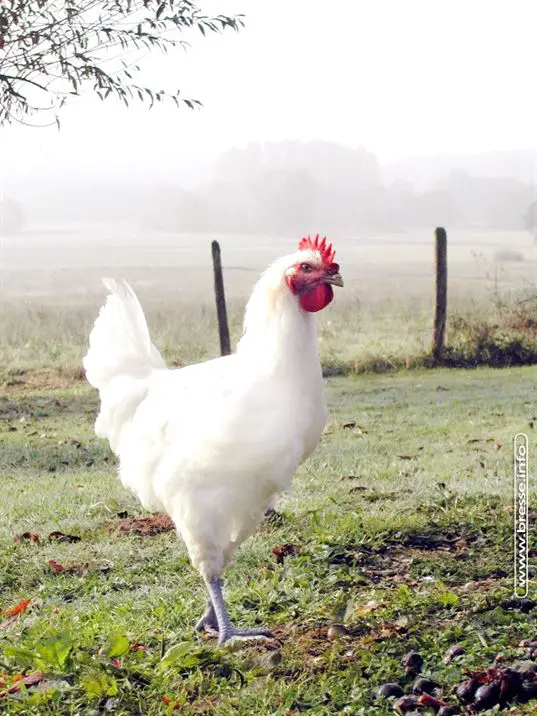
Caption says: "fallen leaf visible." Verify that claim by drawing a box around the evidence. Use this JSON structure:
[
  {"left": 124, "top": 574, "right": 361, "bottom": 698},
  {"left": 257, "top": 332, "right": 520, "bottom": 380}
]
[
  {"left": 4, "top": 599, "right": 31, "bottom": 618},
  {"left": 272, "top": 543, "right": 300, "bottom": 564},
  {"left": 48, "top": 531, "right": 81, "bottom": 543},
  {"left": 355, "top": 600, "right": 380, "bottom": 616},
  {"left": 397, "top": 455, "right": 414, "bottom": 461},
  {"left": 130, "top": 643, "right": 149, "bottom": 653},
  {"left": 342, "top": 421, "right": 356, "bottom": 429},
  {"left": 0, "top": 672, "right": 44, "bottom": 698},
  {"left": 14, "top": 532, "right": 40, "bottom": 544},
  {"left": 48, "top": 560, "right": 64, "bottom": 573}
]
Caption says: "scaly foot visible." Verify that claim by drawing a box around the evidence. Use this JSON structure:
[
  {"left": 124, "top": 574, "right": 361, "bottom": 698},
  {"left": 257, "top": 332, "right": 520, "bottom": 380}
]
[
  {"left": 195, "top": 601, "right": 219, "bottom": 634},
  {"left": 204, "top": 575, "right": 274, "bottom": 647},
  {"left": 217, "top": 625, "right": 274, "bottom": 647}
]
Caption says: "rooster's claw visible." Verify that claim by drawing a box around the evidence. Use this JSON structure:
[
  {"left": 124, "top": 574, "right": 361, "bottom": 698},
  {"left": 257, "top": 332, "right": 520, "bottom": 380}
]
[
  {"left": 195, "top": 602, "right": 219, "bottom": 634},
  {"left": 217, "top": 626, "right": 274, "bottom": 646}
]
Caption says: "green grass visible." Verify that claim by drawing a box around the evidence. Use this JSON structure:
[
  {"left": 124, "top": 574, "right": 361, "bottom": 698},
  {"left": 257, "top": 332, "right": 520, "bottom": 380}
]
[
  {"left": 0, "top": 368, "right": 536, "bottom": 714},
  {"left": 1, "top": 287, "right": 537, "bottom": 390}
]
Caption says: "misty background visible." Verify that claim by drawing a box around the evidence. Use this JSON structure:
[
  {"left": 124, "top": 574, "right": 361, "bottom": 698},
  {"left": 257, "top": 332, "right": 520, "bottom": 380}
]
[{"left": 0, "top": 0, "right": 536, "bottom": 236}]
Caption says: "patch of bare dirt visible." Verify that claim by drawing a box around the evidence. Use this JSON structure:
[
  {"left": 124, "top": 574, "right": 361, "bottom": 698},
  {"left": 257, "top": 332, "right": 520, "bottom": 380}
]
[
  {"left": 1, "top": 369, "right": 86, "bottom": 393},
  {"left": 104, "top": 513, "right": 175, "bottom": 536}
]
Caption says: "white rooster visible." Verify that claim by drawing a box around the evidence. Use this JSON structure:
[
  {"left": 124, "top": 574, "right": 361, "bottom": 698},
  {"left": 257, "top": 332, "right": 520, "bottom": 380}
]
[{"left": 84, "top": 235, "right": 343, "bottom": 645}]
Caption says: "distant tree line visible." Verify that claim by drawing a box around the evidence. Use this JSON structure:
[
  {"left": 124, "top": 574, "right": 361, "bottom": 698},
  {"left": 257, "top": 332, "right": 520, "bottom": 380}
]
[
  {"left": 142, "top": 141, "right": 535, "bottom": 234},
  {"left": 4, "top": 140, "right": 535, "bottom": 235}
]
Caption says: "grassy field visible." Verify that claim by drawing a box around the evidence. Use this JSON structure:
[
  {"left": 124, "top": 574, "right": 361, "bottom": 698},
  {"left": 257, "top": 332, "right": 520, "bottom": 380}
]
[
  {"left": 1, "top": 224, "right": 536, "bottom": 385},
  {"left": 1, "top": 367, "right": 535, "bottom": 714}
]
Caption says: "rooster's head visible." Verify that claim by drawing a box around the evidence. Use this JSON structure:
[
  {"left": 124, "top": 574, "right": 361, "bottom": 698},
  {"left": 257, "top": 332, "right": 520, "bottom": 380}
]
[{"left": 285, "top": 234, "right": 343, "bottom": 313}]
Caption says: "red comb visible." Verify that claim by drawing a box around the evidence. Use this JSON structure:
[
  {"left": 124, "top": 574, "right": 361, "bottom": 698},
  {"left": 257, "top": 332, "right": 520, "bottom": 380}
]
[{"left": 298, "top": 234, "right": 336, "bottom": 266}]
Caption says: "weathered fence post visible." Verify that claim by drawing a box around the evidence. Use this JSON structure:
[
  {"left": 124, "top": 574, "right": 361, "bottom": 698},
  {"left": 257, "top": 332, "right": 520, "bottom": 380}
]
[
  {"left": 432, "top": 226, "right": 447, "bottom": 362},
  {"left": 211, "top": 240, "right": 231, "bottom": 356}
]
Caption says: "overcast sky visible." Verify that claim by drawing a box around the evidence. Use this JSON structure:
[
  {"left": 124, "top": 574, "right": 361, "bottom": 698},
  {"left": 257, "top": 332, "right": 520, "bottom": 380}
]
[{"left": 1, "top": 0, "right": 536, "bottom": 185}]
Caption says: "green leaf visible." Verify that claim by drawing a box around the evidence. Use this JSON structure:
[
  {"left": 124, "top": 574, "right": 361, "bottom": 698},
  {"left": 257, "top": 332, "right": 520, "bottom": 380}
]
[
  {"left": 395, "top": 584, "right": 413, "bottom": 605},
  {"left": 437, "top": 591, "right": 460, "bottom": 607},
  {"left": 105, "top": 632, "right": 129, "bottom": 658},
  {"left": 159, "top": 641, "right": 191, "bottom": 670},
  {"left": 35, "top": 633, "right": 72, "bottom": 669},
  {"left": 3, "top": 645, "right": 38, "bottom": 668},
  {"left": 82, "top": 673, "right": 118, "bottom": 698}
]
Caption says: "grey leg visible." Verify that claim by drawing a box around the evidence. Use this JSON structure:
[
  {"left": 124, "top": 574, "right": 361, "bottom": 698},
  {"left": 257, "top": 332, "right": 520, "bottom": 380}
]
[
  {"left": 204, "top": 576, "right": 273, "bottom": 646},
  {"left": 195, "top": 599, "right": 219, "bottom": 634}
]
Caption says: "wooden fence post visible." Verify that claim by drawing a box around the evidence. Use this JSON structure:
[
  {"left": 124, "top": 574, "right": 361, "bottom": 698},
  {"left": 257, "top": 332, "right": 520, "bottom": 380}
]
[
  {"left": 432, "top": 226, "right": 447, "bottom": 362},
  {"left": 211, "top": 240, "right": 231, "bottom": 356}
]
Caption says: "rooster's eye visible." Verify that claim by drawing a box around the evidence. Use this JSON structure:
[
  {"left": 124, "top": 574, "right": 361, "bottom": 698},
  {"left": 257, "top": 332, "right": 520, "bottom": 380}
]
[{"left": 300, "top": 263, "right": 313, "bottom": 273}]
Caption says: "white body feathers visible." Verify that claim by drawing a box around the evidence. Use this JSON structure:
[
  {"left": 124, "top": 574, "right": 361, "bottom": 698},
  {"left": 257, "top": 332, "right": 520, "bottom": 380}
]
[{"left": 84, "top": 252, "right": 328, "bottom": 579}]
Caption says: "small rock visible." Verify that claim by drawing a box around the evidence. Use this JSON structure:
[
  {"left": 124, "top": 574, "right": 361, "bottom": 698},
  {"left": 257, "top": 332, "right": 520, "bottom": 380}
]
[{"left": 327, "top": 624, "right": 347, "bottom": 640}]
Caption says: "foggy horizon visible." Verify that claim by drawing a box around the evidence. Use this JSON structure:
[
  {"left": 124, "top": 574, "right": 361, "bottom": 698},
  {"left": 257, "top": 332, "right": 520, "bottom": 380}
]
[
  {"left": 1, "top": 0, "right": 536, "bottom": 182},
  {"left": 1, "top": 0, "right": 536, "bottom": 232}
]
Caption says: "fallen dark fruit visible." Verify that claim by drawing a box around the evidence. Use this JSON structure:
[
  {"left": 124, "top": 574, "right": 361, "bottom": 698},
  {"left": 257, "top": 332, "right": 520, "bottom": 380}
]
[
  {"left": 472, "top": 682, "right": 500, "bottom": 711},
  {"left": 444, "top": 644, "right": 465, "bottom": 664},
  {"left": 438, "top": 708, "right": 460, "bottom": 716},
  {"left": 412, "top": 678, "right": 441, "bottom": 695},
  {"left": 455, "top": 679, "right": 479, "bottom": 704},
  {"left": 417, "top": 692, "right": 443, "bottom": 709},
  {"left": 377, "top": 683, "right": 405, "bottom": 699},
  {"left": 518, "top": 680, "right": 537, "bottom": 702},
  {"left": 402, "top": 651, "right": 423, "bottom": 675},
  {"left": 393, "top": 695, "right": 419, "bottom": 712},
  {"left": 498, "top": 668, "right": 522, "bottom": 703}
]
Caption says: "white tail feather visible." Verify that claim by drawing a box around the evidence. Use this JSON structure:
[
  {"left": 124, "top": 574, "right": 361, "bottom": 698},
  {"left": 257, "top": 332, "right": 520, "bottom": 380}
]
[{"left": 83, "top": 279, "right": 166, "bottom": 451}]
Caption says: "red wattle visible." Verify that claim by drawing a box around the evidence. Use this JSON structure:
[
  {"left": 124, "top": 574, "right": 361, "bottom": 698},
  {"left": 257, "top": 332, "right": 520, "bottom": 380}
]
[{"left": 299, "top": 284, "right": 334, "bottom": 312}]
